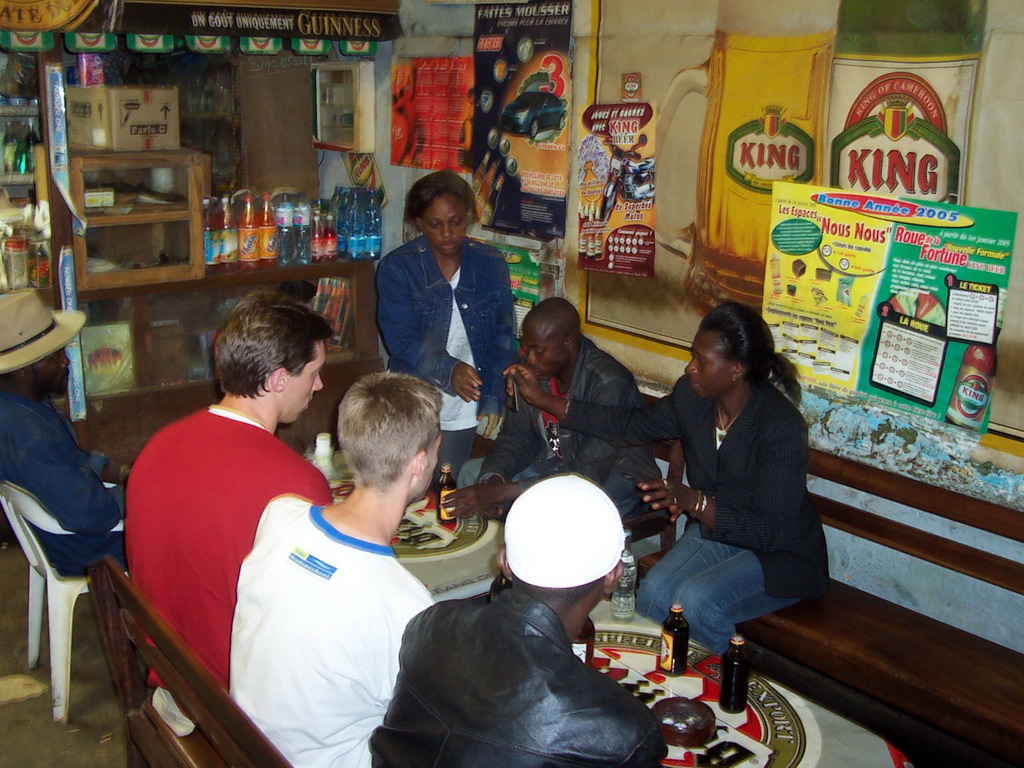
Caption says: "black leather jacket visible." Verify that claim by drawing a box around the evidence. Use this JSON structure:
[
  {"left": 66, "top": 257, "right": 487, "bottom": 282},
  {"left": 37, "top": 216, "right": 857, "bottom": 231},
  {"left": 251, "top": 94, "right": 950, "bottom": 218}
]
[{"left": 371, "top": 591, "right": 666, "bottom": 768}]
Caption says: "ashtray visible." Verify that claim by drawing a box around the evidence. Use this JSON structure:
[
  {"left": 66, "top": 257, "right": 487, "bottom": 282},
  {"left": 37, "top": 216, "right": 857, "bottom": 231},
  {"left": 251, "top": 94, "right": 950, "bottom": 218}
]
[{"left": 652, "top": 696, "right": 716, "bottom": 748}]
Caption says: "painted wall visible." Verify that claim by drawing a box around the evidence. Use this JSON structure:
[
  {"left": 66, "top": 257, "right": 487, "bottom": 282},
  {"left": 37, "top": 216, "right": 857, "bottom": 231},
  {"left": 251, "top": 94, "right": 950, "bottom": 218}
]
[{"left": 319, "top": 0, "right": 1024, "bottom": 654}]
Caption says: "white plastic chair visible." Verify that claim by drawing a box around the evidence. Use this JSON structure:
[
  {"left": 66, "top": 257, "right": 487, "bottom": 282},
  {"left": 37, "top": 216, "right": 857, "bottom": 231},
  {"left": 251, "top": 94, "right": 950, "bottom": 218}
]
[{"left": 0, "top": 481, "right": 121, "bottom": 723}]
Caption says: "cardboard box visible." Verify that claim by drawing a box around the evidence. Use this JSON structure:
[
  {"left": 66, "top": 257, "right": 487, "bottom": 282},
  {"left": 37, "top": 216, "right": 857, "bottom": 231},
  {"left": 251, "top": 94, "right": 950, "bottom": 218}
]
[{"left": 67, "top": 86, "right": 180, "bottom": 151}]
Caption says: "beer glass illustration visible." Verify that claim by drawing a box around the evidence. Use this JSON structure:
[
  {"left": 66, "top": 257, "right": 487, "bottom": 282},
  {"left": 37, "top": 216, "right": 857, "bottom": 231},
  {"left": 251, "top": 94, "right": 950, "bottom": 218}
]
[{"left": 655, "top": 0, "right": 839, "bottom": 312}]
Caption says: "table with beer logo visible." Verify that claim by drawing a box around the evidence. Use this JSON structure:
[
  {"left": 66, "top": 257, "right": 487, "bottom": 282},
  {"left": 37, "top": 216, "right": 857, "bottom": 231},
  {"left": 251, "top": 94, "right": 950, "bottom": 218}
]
[
  {"left": 589, "top": 603, "right": 911, "bottom": 768},
  {"left": 330, "top": 480, "right": 502, "bottom": 601}
]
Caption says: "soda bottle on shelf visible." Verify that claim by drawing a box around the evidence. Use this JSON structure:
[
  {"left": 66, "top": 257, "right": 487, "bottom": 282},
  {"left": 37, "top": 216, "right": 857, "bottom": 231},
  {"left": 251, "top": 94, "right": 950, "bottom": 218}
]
[
  {"left": 311, "top": 209, "right": 324, "bottom": 263},
  {"left": 219, "top": 194, "right": 238, "bottom": 269},
  {"left": 257, "top": 192, "right": 278, "bottom": 268},
  {"left": 236, "top": 191, "right": 259, "bottom": 270},
  {"left": 365, "top": 191, "right": 382, "bottom": 260},
  {"left": 660, "top": 604, "right": 690, "bottom": 676},
  {"left": 610, "top": 531, "right": 636, "bottom": 622},
  {"left": 275, "top": 193, "right": 295, "bottom": 266},
  {"left": 322, "top": 210, "right": 337, "bottom": 262},
  {"left": 202, "top": 196, "right": 220, "bottom": 273},
  {"left": 294, "top": 197, "right": 312, "bottom": 265},
  {"left": 718, "top": 635, "right": 750, "bottom": 714}
]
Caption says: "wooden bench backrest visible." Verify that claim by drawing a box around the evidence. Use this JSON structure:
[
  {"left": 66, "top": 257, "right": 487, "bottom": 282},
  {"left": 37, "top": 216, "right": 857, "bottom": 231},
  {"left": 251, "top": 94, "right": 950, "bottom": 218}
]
[
  {"left": 809, "top": 450, "right": 1024, "bottom": 597},
  {"left": 88, "top": 556, "right": 291, "bottom": 768}
]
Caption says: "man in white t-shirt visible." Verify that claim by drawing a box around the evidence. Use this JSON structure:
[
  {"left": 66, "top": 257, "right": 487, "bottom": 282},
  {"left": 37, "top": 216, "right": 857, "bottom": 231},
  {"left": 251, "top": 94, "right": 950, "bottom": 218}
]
[{"left": 231, "top": 372, "right": 440, "bottom": 768}]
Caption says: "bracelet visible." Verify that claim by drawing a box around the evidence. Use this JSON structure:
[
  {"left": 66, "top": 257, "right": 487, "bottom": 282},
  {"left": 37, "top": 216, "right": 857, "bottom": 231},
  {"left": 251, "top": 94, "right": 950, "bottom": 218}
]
[
  {"left": 693, "top": 491, "right": 708, "bottom": 519},
  {"left": 118, "top": 464, "right": 132, "bottom": 485}
]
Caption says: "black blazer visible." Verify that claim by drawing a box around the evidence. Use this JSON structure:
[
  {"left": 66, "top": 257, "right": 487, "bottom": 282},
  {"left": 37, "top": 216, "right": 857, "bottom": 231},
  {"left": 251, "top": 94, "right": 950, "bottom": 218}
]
[{"left": 564, "top": 376, "right": 828, "bottom": 599}]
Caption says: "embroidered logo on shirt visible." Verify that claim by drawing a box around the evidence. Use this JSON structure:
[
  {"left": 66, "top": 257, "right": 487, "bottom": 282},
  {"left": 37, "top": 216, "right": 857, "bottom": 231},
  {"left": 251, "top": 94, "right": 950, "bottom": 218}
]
[{"left": 288, "top": 547, "right": 337, "bottom": 580}]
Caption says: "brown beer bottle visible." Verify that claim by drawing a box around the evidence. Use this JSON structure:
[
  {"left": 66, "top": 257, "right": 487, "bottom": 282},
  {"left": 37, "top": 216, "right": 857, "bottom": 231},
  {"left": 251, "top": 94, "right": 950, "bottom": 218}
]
[
  {"left": 437, "top": 463, "right": 456, "bottom": 522},
  {"left": 488, "top": 572, "right": 512, "bottom": 603},
  {"left": 572, "top": 617, "right": 596, "bottom": 666},
  {"left": 659, "top": 604, "right": 689, "bottom": 676},
  {"left": 718, "top": 635, "right": 750, "bottom": 713}
]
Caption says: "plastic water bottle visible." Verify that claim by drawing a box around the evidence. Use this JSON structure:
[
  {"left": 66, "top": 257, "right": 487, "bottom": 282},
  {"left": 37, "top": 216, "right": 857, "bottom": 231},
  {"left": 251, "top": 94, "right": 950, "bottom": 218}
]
[
  {"left": 334, "top": 187, "right": 352, "bottom": 260},
  {"left": 294, "top": 198, "right": 312, "bottom": 265},
  {"left": 365, "top": 191, "right": 382, "bottom": 260},
  {"left": 313, "top": 432, "right": 335, "bottom": 481},
  {"left": 348, "top": 188, "right": 368, "bottom": 260},
  {"left": 275, "top": 194, "right": 295, "bottom": 266},
  {"left": 611, "top": 531, "right": 637, "bottom": 622}
]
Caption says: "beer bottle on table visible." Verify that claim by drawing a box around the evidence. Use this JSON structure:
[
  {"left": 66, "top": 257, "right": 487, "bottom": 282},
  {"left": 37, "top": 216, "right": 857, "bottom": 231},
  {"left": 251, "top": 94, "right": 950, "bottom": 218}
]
[
  {"left": 718, "top": 635, "right": 750, "bottom": 713},
  {"left": 437, "top": 463, "right": 456, "bottom": 522},
  {"left": 572, "top": 616, "right": 596, "bottom": 666},
  {"left": 488, "top": 572, "right": 512, "bottom": 603},
  {"left": 660, "top": 604, "right": 689, "bottom": 676}
]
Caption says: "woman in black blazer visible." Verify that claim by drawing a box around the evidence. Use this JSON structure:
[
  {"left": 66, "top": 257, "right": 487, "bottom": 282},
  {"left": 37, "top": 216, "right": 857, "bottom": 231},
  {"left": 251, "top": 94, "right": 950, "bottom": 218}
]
[{"left": 509, "top": 302, "right": 828, "bottom": 653}]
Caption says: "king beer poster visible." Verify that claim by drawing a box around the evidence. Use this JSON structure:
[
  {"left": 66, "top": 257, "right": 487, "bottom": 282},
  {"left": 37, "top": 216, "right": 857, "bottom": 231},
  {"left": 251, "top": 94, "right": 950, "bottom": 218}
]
[{"left": 763, "top": 182, "right": 1015, "bottom": 434}]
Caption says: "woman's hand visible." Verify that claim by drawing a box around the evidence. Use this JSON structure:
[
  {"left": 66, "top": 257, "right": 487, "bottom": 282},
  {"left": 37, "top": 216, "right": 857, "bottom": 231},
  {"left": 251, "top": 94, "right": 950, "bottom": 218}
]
[
  {"left": 478, "top": 412, "right": 500, "bottom": 438},
  {"left": 451, "top": 361, "right": 483, "bottom": 402},
  {"left": 637, "top": 477, "right": 694, "bottom": 523}
]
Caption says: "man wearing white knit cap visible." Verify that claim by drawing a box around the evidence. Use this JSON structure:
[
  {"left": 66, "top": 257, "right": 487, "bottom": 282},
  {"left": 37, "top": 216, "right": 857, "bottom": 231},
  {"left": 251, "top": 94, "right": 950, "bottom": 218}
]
[{"left": 371, "top": 474, "right": 666, "bottom": 768}]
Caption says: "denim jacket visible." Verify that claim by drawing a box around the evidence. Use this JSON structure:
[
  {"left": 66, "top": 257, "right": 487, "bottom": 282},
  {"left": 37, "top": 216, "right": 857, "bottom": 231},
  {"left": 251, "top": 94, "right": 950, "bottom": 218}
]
[{"left": 376, "top": 236, "right": 517, "bottom": 416}]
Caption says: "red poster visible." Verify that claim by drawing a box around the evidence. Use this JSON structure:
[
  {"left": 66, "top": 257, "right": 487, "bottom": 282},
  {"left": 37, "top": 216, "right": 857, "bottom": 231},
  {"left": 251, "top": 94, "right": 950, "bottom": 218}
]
[{"left": 390, "top": 57, "right": 473, "bottom": 172}]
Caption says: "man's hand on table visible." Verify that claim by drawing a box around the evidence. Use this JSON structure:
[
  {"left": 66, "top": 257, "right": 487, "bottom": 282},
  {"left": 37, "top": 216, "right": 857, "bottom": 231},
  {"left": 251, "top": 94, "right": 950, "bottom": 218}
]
[{"left": 445, "top": 476, "right": 520, "bottom": 520}]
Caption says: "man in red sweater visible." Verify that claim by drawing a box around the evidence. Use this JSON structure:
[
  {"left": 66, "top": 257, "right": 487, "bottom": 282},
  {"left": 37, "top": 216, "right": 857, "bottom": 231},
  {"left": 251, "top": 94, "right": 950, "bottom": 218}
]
[{"left": 126, "top": 292, "right": 333, "bottom": 697}]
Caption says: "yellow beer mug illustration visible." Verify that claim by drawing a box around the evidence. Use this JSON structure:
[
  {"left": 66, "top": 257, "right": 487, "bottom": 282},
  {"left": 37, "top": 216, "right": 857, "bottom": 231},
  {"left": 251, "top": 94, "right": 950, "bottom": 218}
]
[{"left": 655, "top": 0, "right": 839, "bottom": 313}]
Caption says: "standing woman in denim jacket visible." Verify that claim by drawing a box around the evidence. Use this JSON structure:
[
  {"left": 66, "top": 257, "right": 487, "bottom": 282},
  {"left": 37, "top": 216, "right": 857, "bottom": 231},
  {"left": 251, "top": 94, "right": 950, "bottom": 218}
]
[{"left": 376, "top": 170, "right": 517, "bottom": 481}]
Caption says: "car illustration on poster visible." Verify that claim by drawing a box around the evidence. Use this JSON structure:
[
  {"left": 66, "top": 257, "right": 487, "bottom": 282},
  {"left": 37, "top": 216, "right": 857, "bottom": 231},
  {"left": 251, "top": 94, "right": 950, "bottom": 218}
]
[{"left": 500, "top": 90, "right": 567, "bottom": 138}]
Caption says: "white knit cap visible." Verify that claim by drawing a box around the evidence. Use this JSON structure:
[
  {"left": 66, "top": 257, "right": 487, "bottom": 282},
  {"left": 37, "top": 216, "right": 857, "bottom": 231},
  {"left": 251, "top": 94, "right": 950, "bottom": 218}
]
[{"left": 504, "top": 474, "right": 625, "bottom": 589}]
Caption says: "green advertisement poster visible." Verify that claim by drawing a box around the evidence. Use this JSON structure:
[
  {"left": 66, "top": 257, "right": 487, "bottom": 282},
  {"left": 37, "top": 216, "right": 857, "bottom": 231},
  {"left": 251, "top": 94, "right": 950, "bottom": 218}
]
[{"left": 765, "top": 183, "right": 1016, "bottom": 433}]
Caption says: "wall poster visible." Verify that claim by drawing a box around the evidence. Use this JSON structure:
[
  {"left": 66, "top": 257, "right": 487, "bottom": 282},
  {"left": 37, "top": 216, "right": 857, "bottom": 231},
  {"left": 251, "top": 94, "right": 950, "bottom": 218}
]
[
  {"left": 390, "top": 57, "right": 474, "bottom": 172},
  {"left": 764, "top": 181, "right": 1015, "bottom": 433},
  {"left": 471, "top": 0, "right": 571, "bottom": 238},
  {"left": 577, "top": 102, "right": 656, "bottom": 278}
]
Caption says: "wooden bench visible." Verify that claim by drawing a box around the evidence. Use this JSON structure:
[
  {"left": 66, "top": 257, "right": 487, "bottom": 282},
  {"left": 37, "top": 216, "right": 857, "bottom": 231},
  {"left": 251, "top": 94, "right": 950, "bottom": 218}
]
[
  {"left": 88, "top": 556, "right": 290, "bottom": 768},
  {"left": 641, "top": 449, "right": 1024, "bottom": 764}
]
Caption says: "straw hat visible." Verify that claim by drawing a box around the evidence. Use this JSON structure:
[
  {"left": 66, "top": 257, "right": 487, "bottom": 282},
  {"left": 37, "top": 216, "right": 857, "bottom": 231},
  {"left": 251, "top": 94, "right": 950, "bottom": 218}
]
[
  {"left": 504, "top": 474, "right": 625, "bottom": 589},
  {"left": 0, "top": 291, "right": 85, "bottom": 374}
]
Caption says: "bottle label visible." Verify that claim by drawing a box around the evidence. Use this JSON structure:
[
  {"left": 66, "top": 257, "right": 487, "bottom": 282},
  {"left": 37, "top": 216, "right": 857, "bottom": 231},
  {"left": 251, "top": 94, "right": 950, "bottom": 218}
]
[
  {"left": 438, "top": 488, "right": 456, "bottom": 521},
  {"left": 204, "top": 231, "right": 219, "bottom": 266},
  {"left": 220, "top": 230, "right": 238, "bottom": 262},
  {"left": 259, "top": 227, "right": 278, "bottom": 261},
  {"left": 827, "top": 57, "right": 979, "bottom": 203},
  {"left": 238, "top": 226, "right": 260, "bottom": 262},
  {"left": 660, "top": 632, "right": 674, "bottom": 672}
]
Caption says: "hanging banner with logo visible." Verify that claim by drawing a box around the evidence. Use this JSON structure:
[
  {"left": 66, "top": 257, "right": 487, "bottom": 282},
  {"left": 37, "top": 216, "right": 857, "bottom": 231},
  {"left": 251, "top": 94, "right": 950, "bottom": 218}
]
[
  {"left": 0, "top": 0, "right": 401, "bottom": 39},
  {"left": 577, "top": 102, "right": 656, "bottom": 277},
  {"left": 471, "top": 0, "right": 571, "bottom": 239},
  {"left": 764, "top": 181, "right": 1015, "bottom": 434},
  {"left": 390, "top": 57, "right": 474, "bottom": 173}
]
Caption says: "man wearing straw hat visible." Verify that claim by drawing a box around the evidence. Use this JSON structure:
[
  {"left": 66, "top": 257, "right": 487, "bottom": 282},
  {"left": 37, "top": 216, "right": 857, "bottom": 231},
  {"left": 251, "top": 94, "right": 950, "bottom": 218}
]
[
  {"left": 0, "top": 291, "right": 126, "bottom": 575},
  {"left": 371, "top": 474, "right": 666, "bottom": 768}
]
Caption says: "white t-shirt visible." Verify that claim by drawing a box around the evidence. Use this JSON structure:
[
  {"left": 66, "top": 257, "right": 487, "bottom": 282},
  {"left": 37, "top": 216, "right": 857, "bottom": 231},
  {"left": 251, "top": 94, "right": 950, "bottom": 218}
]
[
  {"left": 440, "top": 268, "right": 480, "bottom": 431},
  {"left": 231, "top": 497, "right": 432, "bottom": 768}
]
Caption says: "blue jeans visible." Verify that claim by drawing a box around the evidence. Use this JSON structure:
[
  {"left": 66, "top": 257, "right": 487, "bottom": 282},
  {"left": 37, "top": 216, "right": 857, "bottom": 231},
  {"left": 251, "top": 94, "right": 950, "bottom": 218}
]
[{"left": 636, "top": 523, "right": 798, "bottom": 654}]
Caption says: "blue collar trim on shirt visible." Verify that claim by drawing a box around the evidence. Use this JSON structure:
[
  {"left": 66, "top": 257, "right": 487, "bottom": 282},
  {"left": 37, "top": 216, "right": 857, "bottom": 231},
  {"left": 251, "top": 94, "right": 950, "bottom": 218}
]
[{"left": 308, "top": 505, "right": 395, "bottom": 557}]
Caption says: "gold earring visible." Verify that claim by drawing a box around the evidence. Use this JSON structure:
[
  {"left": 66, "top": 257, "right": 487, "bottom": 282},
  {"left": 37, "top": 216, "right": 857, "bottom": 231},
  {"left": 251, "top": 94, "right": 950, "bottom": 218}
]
[{"left": 732, "top": 373, "right": 738, "bottom": 382}]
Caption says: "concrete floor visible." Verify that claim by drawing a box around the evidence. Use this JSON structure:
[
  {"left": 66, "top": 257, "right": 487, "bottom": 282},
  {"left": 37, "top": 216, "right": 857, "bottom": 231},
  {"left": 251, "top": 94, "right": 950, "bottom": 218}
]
[{"left": 0, "top": 528, "right": 127, "bottom": 768}]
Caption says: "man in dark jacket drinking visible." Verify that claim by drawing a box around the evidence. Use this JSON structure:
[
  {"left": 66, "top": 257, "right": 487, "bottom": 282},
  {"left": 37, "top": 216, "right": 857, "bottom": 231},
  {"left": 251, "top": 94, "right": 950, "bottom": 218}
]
[{"left": 370, "top": 474, "right": 667, "bottom": 768}]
